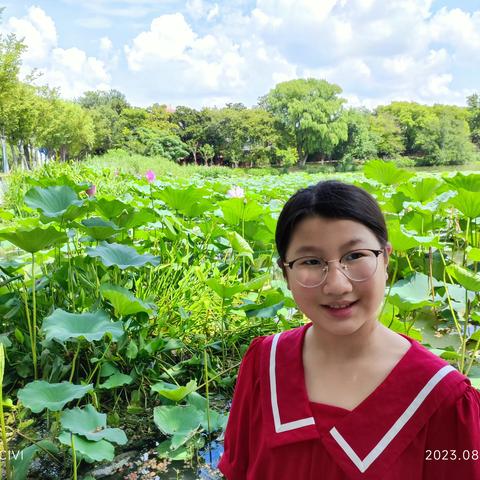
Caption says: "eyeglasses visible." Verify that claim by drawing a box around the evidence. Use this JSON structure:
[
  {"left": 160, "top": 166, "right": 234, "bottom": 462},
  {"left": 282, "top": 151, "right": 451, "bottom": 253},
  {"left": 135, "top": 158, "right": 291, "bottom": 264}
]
[{"left": 282, "top": 249, "right": 384, "bottom": 288}]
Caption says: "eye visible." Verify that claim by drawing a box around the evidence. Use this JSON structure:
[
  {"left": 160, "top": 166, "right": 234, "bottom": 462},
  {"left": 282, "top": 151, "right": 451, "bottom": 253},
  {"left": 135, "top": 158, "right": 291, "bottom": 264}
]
[
  {"left": 298, "top": 257, "right": 325, "bottom": 267},
  {"left": 343, "top": 251, "right": 367, "bottom": 262}
]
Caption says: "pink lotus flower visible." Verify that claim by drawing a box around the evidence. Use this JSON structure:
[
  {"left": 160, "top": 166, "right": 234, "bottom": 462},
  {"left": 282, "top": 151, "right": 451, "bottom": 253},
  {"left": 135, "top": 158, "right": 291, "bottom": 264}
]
[
  {"left": 145, "top": 170, "right": 156, "bottom": 183},
  {"left": 86, "top": 184, "right": 96, "bottom": 196},
  {"left": 226, "top": 186, "right": 245, "bottom": 198}
]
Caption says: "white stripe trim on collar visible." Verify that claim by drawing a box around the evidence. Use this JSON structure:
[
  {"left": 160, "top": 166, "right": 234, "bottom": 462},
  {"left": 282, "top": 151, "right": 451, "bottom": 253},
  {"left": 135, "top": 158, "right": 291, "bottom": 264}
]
[
  {"left": 330, "top": 364, "right": 456, "bottom": 472},
  {"left": 270, "top": 332, "right": 315, "bottom": 433}
]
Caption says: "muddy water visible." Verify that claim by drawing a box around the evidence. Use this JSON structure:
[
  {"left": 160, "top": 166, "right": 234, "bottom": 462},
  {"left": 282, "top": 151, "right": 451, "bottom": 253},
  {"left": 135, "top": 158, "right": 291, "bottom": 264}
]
[{"left": 96, "top": 440, "right": 225, "bottom": 480}]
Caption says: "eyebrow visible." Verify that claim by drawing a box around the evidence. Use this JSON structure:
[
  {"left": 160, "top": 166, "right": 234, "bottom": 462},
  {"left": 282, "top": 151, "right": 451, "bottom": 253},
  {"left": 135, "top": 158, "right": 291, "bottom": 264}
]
[{"left": 292, "top": 238, "right": 365, "bottom": 256}]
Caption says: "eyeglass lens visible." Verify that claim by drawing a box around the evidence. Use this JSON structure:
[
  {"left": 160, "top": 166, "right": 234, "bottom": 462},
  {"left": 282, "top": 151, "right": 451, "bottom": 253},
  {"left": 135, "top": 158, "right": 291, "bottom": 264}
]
[{"left": 291, "top": 250, "right": 380, "bottom": 287}]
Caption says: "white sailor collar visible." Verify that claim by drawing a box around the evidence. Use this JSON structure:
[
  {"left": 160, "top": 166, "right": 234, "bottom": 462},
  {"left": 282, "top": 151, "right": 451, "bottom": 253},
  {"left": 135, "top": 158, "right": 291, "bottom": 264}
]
[{"left": 259, "top": 323, "right": 467, "bottom": 478}]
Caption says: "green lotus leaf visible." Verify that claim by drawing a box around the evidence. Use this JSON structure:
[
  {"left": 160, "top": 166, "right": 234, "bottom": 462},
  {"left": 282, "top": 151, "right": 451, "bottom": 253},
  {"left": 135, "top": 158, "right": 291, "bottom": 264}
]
[
  {"left": 469, "top": 377, "right": 480, "bottom": 389},
  {"left": 442, "top": 282, "right": 476, "bottom": 310},
  {"left": 151, "top": 379, "right": 197, "bottom": 402},
  {"left": 363, "top": 160, "right": 414, "bottom": 186},
  {"left": 86, "top": 242, "right": 160, "bottom": 270},
  {"left": 156, "top": 185, "right": 211, "bottom": 218},
  {"left": 429, "top": 348, "right": 461, "bottom": 361},
  {"left": 244, "top": 299, "right": 285, "bottom": 319},
  {"left": 220, "top": 198, "right": 264, "bottom": 225},
  {"left": 100, "top": 283, "right": 153, "bottom": 317},
  {"left": 226, "top": 231, "right": 253, "bottom": 262},
  {"left": 17, "top": 381, "right": 92, "bottom": 413},
  {"left": 0, "top": 227, "right": 67, "bottom": 253},
  {"left": 24, "top": 186, "right": 85, "bottom": 222},
  {"left": 42, "top": 309, "right": 124, "bottom": 343},
  {"left": 422, "top": 190, "right": 457, "bottom": 211},
  {"left": 57, "top": 431, "right": 114, "bottom": 463},
  {"left": 386, "top": 220, "right": 440, "bottom": 252},
  {"left": 30, "top": 175, "right": 90, "bottom": 193},
  {"left": 126, "top": 340, "right": 138, "bottom": 359},
  {"left": 186, "top": 392, "right": 208, "bottom": 411},
  {"left": 0, "top": 258, "right": 30, "bottom": 274},
  {"left": 398, "top": 177, "right": 443, "bottom": 203},
  {"left": 116, "top": 208, "right": 157, "bottom": 229},
  {"left": 446, "top": 264, "right": 480, "bottom": 292},
  {"left": 153, "top": 405, "right": 202, "bottom": 450},
  {"left": 200, "top": 409, "right": 228, "bottom": 433},
  {"left": 98, "top": 373, "right": 133, "bottom": 390},
  {"left": 0, "top": 209, "right": 14, "bottom": 221},
  {"left": 206, "top": 278, "right": 244, "bottom": 299},
  {"left": 157, "top": 439, "right": 191, "bottom": 461},
  {"left": 387, "top": 219, "right": 418, "bottom": 252},
  {"left": 443, "top": 172, "right": 480, "bottom": 192},
  {"left": 95, "top": 198, "right": 133, "bottom": 220},
  {"left": 467, "top": 247, "right": 480, "bottom": 262},
  {"left": 450, "top": 189, "right": 480, "bottom": 218},
  {"left": 241, "top": 273, "right": 270, "bottom": 292},
  {"left": 11, "top": 440, "right": 59, "bottom": 480},
  {"left": 81, "top": 217, "right": 120, "bottom": 241},
  {"left": 389, "top": 272, "right": 442, "bottom": 311},
  {"left": 61, "top": 404, "right": 127, "bottom": 444}
]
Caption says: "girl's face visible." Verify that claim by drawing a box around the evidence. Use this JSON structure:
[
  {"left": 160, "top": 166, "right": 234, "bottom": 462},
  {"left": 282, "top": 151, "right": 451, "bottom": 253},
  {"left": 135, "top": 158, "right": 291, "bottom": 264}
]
[{"left": 284, "top": 216, "right": 391, "bottom": 337}]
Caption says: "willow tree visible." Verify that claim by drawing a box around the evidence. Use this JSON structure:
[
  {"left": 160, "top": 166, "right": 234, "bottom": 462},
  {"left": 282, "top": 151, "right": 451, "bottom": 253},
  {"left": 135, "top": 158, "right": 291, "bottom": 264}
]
[{"left": 260, "top": 78, "right": 348, "bottom": 166}]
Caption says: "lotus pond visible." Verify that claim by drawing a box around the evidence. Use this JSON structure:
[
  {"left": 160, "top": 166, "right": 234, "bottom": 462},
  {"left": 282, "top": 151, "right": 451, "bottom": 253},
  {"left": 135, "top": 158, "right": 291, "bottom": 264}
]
[{"left": 0, "top": 159, "right": 479, "bottom": 479}]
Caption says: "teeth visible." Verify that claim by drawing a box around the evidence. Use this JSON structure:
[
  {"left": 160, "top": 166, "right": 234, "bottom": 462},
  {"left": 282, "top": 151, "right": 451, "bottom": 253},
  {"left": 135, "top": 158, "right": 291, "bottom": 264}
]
[{"left": 328, "top": 303, "right": 352, "bottom": 309}]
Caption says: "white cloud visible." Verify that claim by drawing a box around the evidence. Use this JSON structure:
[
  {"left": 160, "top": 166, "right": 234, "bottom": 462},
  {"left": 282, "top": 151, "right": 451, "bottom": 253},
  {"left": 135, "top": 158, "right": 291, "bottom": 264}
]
[
  {"left": 4, "top": 7, "right": 111, "bottom": 99},
  {"left": 246, "top": 0, "right": 480, "bottom": 107},
  {"left": 207, "top": 4, "right": 219, "bottom": 21},
  {"left": 6, "top": 6, "right": 57, "bottom": 62},
  {"left": 99, "top": 36, "right": 113, "bottom": 53},
  {"left": 429, "top": 8, "right": 480, "bottom": 58},
  {"left": 383, "top": 55, "right": 415, "bottom": 75},
  {"left": 125, "top": 13, "right": 197, "bottom": 69},
  {"left": 5, "top": 1, "right": 480, "bottom": 108},
  {"left": 186, "top": 0, "right": 205, "bottom": 19},
  {"left": 122, "top": 10, "right": 300, "bottom": 107}
]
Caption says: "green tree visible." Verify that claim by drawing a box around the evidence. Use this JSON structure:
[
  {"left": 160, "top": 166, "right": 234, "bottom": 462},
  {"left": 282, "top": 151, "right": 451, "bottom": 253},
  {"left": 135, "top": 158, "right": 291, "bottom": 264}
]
[
  {"left": 199, "top": 143, "right": 215, "bottom": 166},
  {"left": 467, "top": 93, "right": 480, "bottom": 147},
  {"left": 140, "top": 129, "right": 189, "bottom": 161},
  {"left": 331, "top": 108, "right": 377, "bottom": 165},
  {"left": 3, "top": 83, "right": 42, "bottom": 168},
  {"left": 260, "top": 78, "right": 348, "bottom": 165},
  {"left": 171, "top": 106, "right": 212, "bottom": 165},
  {"left": 369, "top": 110, "right": 404, "bottom": 157},
  {"left": 0, "top": 13, "right": 25, "bottom": 170},
  {"left": 87, "top": 105, "right": 118, "bottom": 154},
  {"left": 77, "top": 89, "right": 130, "bottom": 154},
  {"left": 415, "top": 106, "right": 475, "bottom": 166},
  {"left": 77, "top": 89, "right": 129, "bottom": 114},
  {"left": 379, "top": 102, "right": 437, "bottom": 154},
  {"left": 38, "top": 95, "right": 95, "bottom": 161},
  {"left": 202, "top": 106, "right": 278, "bottom": 167}
]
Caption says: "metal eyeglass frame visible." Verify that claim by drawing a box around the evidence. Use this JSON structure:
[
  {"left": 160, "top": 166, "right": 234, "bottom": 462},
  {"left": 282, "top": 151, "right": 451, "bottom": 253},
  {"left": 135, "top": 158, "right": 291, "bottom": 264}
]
[{"left": 282, "top": 248, "right": 384, "bottom": 288}]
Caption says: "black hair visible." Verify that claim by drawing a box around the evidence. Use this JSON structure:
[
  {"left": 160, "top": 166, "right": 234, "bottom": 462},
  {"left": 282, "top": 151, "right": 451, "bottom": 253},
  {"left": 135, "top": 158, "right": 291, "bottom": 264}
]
[{"left": 275, "top": 180, "right": 388, "bottom": 262}]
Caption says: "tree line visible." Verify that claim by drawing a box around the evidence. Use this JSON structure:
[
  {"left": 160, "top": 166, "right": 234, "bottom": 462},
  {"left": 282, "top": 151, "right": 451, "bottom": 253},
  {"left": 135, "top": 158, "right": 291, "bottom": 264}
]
[{"left": 1, "top": 14, "right": 479, "bottom": 171}]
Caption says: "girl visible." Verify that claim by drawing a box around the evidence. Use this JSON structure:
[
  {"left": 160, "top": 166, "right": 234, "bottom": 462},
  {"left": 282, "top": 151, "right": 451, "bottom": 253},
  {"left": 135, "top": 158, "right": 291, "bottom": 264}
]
[{"left": 218, "top": 180, "right": 480, "bottom": 479}]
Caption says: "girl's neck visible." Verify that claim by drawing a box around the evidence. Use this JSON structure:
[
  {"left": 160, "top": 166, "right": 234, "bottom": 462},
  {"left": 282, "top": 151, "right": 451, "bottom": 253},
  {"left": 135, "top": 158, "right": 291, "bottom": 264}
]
[{"left": 304, "top": 321, "right": 387, "bottom": 364}]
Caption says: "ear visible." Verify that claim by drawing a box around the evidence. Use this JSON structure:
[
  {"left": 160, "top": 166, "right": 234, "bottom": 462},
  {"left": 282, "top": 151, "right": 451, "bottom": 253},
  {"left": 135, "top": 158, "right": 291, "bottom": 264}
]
[
  {"left": 277, "top": 258, "right": 291, "bottom": 291},
  {"left": 384, "top": 242, "right": 393, "bottom": 268}
]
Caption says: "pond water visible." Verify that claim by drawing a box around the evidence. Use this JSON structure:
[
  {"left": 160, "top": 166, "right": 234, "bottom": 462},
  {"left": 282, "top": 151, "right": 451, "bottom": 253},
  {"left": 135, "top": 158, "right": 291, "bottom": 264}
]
[{"left": 94, "top": 440, "right": 225, "bottom": 480}]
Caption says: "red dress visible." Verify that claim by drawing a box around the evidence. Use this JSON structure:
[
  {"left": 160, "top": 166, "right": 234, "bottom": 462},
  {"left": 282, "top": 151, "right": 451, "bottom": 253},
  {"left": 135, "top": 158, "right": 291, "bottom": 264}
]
[{"left": 218, "top": 323, "right": 480, "bottom": 479}]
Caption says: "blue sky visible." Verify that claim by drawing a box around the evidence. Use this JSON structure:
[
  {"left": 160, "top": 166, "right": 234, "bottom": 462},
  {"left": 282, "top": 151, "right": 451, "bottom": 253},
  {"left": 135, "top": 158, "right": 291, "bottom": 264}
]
[{"left": 1, "top": 1, "right": 480, "bottom": 109}]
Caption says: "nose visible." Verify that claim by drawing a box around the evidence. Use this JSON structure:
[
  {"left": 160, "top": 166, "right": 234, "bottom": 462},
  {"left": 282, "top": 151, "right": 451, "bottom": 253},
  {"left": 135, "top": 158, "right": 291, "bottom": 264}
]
[{"left": 322, "top": 262, "right": 353, "bottom": 295}]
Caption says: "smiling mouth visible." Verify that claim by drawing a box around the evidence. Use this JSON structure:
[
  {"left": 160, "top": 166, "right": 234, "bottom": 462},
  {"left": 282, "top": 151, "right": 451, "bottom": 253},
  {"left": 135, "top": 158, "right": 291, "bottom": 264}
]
[{"left": 322, "top": 300, "right": 358, "bottom": 309}]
